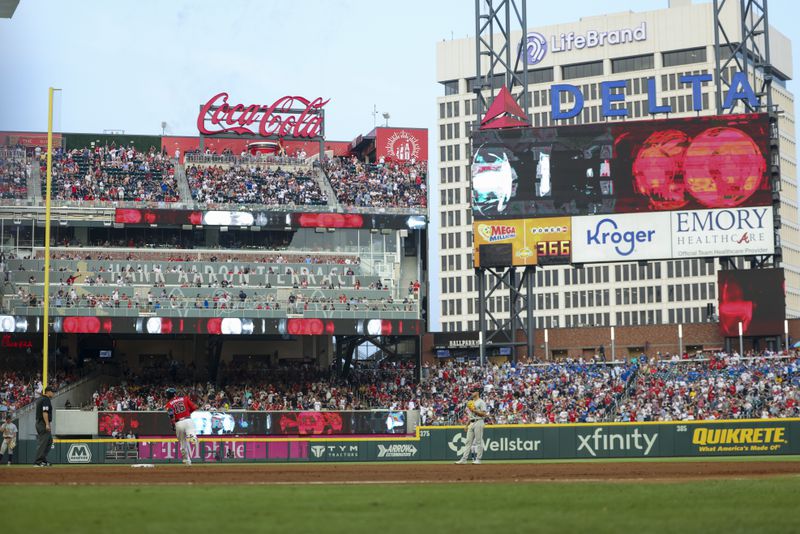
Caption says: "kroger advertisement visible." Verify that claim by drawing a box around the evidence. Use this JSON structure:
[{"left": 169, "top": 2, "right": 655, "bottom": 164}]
[
  {"left": 472, "top": 217, "right": 571, "bottom": 267},
  {"left": 471, "top": 113, "right": 770, "bottom": 221},
  {"left": 570, "top": 206, "right": 774, "bottom": 263},
  {"left": 572, "top": 212, "right": 671, "bottom": 263}
]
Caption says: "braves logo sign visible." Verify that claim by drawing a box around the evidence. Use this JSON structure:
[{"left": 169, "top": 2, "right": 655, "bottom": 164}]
[{"left": 384, "top": 130, "right": 421, "bottom": 162}]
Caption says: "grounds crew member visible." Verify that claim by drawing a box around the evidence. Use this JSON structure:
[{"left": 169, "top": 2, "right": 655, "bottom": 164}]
[
  {"left": 35, "top": 386, "right": 56, "bottom": 466},
  {"left": 456, "top": 387, "right": 488, "bottom": 465}
]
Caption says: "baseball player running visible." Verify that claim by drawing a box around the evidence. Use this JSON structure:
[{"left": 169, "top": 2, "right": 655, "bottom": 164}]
[
  {"left": 165, "top": 388, "right": 198, "bottom": 465},
  {"left": 1, "top": 415, "right": 17, "bottom": 465},
  {"left": 456, "top": 388, "right": 488, "bottom": 465}
]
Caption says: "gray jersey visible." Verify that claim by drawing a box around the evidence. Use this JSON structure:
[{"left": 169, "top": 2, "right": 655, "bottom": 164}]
[
  {"left": 1, "top": 422, "right": 17, "bottom": 439},
  {"left": 469, "top": 399, "right": 488, "bottom": 421}
]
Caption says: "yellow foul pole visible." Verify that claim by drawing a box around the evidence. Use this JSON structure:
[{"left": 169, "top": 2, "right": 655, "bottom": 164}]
[{"left": 42, "top": 87, "right": 56, "bottom": 390}]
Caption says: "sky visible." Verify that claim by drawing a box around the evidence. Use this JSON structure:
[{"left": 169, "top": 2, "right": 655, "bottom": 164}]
[{"left": 1, "top": 0, "right": 799, "bottom": 331}]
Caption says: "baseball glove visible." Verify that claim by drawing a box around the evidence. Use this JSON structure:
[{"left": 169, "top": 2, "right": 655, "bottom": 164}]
[{"left": 467, "top": 400, "right": 475, "bottom": 411}]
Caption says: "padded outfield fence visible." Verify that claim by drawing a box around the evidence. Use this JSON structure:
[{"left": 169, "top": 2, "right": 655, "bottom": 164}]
[{"left": 13, "top": 418, "right": 800, "bottom": 464}]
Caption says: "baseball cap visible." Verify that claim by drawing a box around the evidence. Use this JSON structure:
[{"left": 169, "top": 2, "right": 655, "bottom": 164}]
[{"left": 44, "top": 385, "right": 58, "bottom": 394}]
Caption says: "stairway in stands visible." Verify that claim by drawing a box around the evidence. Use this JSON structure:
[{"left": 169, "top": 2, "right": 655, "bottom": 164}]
[
  {"left": 28, "top": 160, "right": 41, "bottom": 202},
  {"left": 174, "top": 159, "right": 193, "bottom": 203},
  {"left": 315, "top": 166, "right": 341, "bottom": 211}
]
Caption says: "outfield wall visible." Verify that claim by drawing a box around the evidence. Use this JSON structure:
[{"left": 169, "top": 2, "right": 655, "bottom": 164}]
[{"left": 15, "top": 419, "right": 798, "bottom": 464}]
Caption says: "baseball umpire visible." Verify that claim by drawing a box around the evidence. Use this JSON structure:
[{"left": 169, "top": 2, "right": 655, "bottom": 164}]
[{"left": 456, "top": 387, "right": 488, "bottom": 465}]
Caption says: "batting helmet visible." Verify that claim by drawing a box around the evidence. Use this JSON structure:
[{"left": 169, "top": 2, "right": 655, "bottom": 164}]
[{"left": 165, "top": 388, "right": 177, "bottom": 399}]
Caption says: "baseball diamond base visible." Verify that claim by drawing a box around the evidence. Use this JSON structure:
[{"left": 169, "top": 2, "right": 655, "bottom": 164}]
[{"left": 2, "top": 460, "right": 800, "bottom": 485}]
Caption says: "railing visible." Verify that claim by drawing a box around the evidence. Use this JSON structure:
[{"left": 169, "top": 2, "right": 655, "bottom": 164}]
[
  {"left": 184, "top": 153, "right": 313, "bottom": 167},
  {"left": 7, "top": 304, "right": 419, "bottom": 319},
  {"left": 0, "top": 194, "right": 426, "bottom": 215},
  {"left": 0, "top": 148, "right": 27, "bottom": 161}
]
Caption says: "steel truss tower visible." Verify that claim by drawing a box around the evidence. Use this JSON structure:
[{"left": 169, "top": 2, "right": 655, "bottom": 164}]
[
  {"left": 473, "top": 0, "right": 533, "bottom": 364},
  {"left": 713, "top": 0, "right": 782, "bottom": 271}
]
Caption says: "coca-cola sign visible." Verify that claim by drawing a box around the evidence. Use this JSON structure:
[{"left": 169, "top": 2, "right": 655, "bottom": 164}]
[
  {"left": 1, "top": 334, "right": 33, "bottom": 349},
  {"left": 197, "top": 93, "right": 329, "bottom": 138}
]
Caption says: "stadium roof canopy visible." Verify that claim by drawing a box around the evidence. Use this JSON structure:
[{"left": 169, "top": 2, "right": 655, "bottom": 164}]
[{"left": 0, "top": 0, "right": 19, "bottom": 18}]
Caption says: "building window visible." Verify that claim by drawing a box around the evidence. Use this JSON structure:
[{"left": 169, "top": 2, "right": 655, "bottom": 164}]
[
  {"left": 527, "top": 67, "right": 554, "bottom": 84},
  {"left": 612, "top": 54, "right": 654, "bottom": 74},
  {"left": 662, "top": 47, "right": 707, "bottom": 67},
  {"left": 562, "top": 61, "right": 603, "bottom": 80},
  {"left": 442, "top": 80, "right": 459, "bottom": 96}
]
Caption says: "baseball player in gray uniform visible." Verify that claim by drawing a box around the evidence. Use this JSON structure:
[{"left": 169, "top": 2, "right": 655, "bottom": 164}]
[
  {"left": 1, "top": 415, "right": 17, "bottom": 465},
  {"left": 456, "top": 388, "right": 488, "bottom": 465}
]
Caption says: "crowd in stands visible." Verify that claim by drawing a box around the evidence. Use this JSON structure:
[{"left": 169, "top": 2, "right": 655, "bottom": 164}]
[
  {"left": 8, "top": 288, "right": 416, "bottom": 314},
  {"left": 186, "top": 164, "right": 326, "bottom": 206},
  {"left": 0, "top": 155, "right": 28, "bottom": 200},
  {"left": 323, "top": 157, "right": 427, "bottom": 209},
  {"left": 46, "top": 146, "right": 178, "bottom": 203},
  {"left": 91, "top": 362, "right": 417, "bottom": 413},
  {"left": 51, "top": 352, "right": 800, "bottom": 427},
  {"left": 0, "top": 370, "right": 78, "bottom": 414}
]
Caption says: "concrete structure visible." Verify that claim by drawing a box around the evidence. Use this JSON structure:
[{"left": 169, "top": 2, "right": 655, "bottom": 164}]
[{"left": 434, "top": 0, "right": 796, "bottom": 349}]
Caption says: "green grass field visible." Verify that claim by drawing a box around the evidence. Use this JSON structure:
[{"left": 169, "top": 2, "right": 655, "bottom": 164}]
[{"left": 5, "top": 475, "right": 800, "bottom": 534}]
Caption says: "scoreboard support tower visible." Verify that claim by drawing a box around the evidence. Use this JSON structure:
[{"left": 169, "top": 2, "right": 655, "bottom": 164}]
[{"left": 473, "top": 0, "right": 534, "bottom": 364}]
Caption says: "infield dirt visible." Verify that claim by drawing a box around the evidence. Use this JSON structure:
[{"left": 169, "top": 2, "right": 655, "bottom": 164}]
[{"left": 2, "top": 460, "right": 800, "bottom": 485}]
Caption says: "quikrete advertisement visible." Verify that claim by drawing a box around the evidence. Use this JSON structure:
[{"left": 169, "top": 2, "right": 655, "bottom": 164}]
[
  {"left": 687, "top": 425, "right": 791, "bottom": 454},
  {"left": 472, "top": 217, "right": 571, "bottom": 267}
]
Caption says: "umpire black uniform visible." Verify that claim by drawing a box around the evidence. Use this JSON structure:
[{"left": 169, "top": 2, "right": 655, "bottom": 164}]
[{"left": 35, "top": 386, "right": 56, "bottom": 466}]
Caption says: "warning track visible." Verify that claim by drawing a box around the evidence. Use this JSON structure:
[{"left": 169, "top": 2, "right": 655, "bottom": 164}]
[{"left": 2, "top": 460, "right": 800, "bottom": 485}]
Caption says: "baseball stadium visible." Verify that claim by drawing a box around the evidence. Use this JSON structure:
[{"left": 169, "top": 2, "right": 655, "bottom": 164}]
[{"left": 1, "top": 0, "right": 799, "bottom": 533}]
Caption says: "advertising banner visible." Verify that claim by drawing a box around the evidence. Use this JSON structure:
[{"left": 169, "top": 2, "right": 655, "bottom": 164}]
[
  {"left": 672, "top": 206, "right": 774, "bottom": 258},
  {"left": 472, "top": 217, "right": 571, "bottom": 267},
  {"left": 113, "top": 208, "right": 423, "bottom": 230},
  {"left": 46, "top": 418, "right": 800, "bottom": 464},
  {"left": 374, "top": 128, "right": 428, "bottom": 162},
  {"left": 572, "top": 212, "right": 671, "bottom": 263},
  {"left": 11, "top": 316, "right": 422, "bottom": 337},
  {"left": 96, "top": 410, "right": 407, "bottom": 437}
]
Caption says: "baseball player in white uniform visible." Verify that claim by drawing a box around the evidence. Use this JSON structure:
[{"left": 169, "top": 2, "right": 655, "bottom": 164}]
[
  {"left": 456, "top": 388, "right": 488, "bottom": 465},
  {"left": 1, "top": 415, "right": 18, "bottom": 465}
]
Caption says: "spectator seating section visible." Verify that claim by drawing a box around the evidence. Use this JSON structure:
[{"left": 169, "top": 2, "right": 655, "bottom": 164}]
[{"left": 323, "top": 158, "right": 427, "bottom": 209}]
